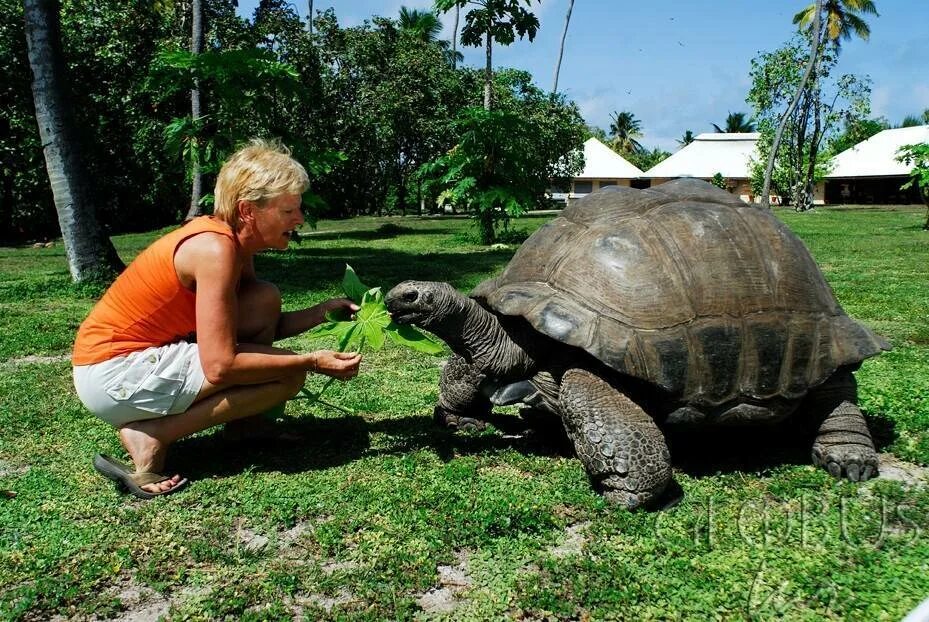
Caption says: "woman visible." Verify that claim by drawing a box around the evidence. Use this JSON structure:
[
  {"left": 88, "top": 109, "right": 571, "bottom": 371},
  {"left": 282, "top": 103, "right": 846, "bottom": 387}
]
[{"left": 73, "top": 139, "right": 361, "bottom": 498}]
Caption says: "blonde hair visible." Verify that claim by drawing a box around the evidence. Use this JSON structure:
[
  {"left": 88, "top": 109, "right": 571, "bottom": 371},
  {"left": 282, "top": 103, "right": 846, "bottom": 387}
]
[{"left": 213, "top": 138, "right": 309, "bottom": 231}]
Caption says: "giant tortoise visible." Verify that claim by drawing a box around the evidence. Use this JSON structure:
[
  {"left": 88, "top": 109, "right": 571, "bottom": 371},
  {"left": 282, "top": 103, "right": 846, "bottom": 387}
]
[{"left": 385, "top": 179, "right": 889, "bottom": 509}]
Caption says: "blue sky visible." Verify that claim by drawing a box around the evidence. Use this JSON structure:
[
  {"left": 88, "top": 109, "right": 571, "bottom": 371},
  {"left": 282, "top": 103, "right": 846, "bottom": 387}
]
[{"left": 237, "top": 1, "right": 929, "bottom": 151}]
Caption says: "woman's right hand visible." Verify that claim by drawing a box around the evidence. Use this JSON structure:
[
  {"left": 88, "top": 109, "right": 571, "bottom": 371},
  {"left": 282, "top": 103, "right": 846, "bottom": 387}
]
[{"left": 309, "top": 350, "right": 362, "bottom": 379}]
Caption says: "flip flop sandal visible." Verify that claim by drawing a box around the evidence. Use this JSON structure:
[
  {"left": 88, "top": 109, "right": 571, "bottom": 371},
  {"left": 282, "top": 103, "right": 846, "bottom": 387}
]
[{"left": 93, "top": 454, "right": 189, "bottom": 500}]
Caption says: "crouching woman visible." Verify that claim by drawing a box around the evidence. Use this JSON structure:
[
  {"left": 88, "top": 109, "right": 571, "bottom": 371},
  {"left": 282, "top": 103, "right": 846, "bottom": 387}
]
[{"left": 72, "top": 139, "right": 360, "bottom": 498}]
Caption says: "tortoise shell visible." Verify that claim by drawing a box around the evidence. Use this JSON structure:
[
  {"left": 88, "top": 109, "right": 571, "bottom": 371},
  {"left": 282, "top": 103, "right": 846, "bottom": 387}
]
[{"left": 471, "top": 179, "right": 889, "bottom": 406}]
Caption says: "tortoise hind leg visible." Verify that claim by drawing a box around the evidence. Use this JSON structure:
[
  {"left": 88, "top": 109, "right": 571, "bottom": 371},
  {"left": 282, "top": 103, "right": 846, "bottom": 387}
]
[
  {"left": 559, "top": 369, "right": 672, "bottom": 509},
  {"left": 807, "top": 368, "right": 878, "bottom": 482}
]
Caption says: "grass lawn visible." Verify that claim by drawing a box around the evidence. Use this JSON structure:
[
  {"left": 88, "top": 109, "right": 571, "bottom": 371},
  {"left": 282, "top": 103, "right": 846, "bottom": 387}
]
[{"left": 1, "top": 207, "right": 928, "bottom": 620}]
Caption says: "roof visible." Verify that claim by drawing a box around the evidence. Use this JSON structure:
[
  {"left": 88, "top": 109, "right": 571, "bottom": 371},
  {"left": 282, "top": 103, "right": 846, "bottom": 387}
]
[
  {"left": 644, "top": 133, "right": 759, "bottom": 179},
  {"left": 826, "top": 125, "right": 929, "bottom": 178},
  {"left": 576, "top": 137, "right": 644, "bottom": 179}
]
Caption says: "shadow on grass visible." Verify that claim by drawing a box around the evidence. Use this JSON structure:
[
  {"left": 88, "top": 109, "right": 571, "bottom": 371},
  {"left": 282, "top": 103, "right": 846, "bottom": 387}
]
[
  {"left": 296, "top": 226, "right": 455, "bottom": 242},
  {"left": 167, "top": 406, "right": 896, "bottom": 490}
]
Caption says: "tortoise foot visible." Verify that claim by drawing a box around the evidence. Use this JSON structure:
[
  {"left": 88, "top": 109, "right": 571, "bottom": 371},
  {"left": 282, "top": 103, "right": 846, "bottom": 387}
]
[
  {"left": 812, "top": 400, "right": 878, "bottom": 482},
  {"left": 433, "top": 405, "right": 487, "bottom": 432}
]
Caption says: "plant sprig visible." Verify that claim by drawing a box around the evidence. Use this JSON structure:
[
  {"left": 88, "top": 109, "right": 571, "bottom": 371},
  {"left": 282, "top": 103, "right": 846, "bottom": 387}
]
[{"left": 297, "top": 265, "right": 444, "bottom": 410}]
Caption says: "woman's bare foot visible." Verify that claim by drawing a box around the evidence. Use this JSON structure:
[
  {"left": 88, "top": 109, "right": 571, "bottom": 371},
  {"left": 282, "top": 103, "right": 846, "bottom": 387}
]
[{"left": 118, "top": 421, "right": 184, "bottom": 493}]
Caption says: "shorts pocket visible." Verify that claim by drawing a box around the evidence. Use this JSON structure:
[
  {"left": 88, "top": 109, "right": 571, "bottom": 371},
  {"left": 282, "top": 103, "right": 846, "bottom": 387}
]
[{"left": 104, "top": 350, "right": 160, "bottom": 402}]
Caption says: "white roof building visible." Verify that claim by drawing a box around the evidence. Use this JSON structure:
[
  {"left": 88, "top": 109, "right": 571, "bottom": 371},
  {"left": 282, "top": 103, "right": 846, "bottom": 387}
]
[
  {"left": 644, "top": 133, "right": 759, "bottom": 179},
  {"left": 827, "top": 125, "right": 929, "bottom": 178},
  {"left": 576, "top": 137, "right": 644, "bottom": 179},
  {"left": 553, "top": 138, "right": 643, "bottom": 203}
]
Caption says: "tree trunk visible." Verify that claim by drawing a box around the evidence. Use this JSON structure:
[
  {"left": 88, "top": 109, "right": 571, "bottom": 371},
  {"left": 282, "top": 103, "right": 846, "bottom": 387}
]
[
  {"left": 762, "top": 0, "right": 822, "bottom": 209},
  {"left": 24, "top": 0, "right": 123, "bottom": 282},
  {"left": 307, "top": 0, "right": 313, "bottom": 35},
  {"left": 483, "top": 32, "right": 492, "bottom": 111},
  {"left": 184, "top": 0, "right": 204, "bottom": 221},
  {"left": 552, "top": 0, "right": 574, "bottom": 93},
  {"left": 451, "top": 5, "right": 459, "bottom": 69}
]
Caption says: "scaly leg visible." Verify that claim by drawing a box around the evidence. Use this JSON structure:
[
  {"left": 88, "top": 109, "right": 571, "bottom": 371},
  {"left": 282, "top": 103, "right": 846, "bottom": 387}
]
[
  {"left": 559, "top": 369, "right": 672, "bottom": 509},
  {"left": 434, "top": 354, "right": 491, "bottom": 431},
  {"left": 807, "top": 368, "right": 878, "bottom": 482}
]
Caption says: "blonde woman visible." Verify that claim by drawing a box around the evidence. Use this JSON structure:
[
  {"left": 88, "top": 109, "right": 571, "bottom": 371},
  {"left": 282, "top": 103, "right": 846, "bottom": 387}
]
[{"left": 73, "top": 140, "right": 360, "bottom": 498}]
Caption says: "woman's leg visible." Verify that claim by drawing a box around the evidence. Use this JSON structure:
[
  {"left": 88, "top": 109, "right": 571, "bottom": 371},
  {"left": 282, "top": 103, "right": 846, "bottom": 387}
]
[{"left": 119, "top": 280, "right": 293, "bottom": 493}]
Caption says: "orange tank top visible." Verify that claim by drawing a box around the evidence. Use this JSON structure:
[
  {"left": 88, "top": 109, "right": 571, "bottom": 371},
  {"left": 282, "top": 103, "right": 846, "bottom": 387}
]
[{"left": 72, "top": 216, "right": 236, "bottom": 365}]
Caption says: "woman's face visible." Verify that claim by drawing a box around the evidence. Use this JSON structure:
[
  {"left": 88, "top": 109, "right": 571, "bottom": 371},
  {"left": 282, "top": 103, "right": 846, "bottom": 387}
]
[{"left": 251, "top": 193, "right": 304, "bottom": 250}]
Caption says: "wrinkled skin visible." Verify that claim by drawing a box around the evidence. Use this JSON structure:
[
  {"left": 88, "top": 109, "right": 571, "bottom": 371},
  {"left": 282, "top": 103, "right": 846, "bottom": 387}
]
[{"left": 386, "top": 281, "right": 878, "bottom": 509}]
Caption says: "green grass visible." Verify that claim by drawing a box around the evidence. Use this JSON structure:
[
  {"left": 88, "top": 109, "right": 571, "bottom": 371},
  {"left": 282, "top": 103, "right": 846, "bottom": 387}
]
[{"left": 1, "top": 208, "right": 928, "bottom": 620}]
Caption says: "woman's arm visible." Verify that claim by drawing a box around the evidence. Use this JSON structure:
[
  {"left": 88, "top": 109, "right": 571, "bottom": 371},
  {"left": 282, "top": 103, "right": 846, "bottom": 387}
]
[{"left": 180, "top": 235, "right": 358, "bottom": 385}]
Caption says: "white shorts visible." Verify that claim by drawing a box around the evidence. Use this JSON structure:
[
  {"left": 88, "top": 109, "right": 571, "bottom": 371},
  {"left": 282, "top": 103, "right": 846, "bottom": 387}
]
[{"left": 73, "top": 341, "right": 206, "bottom": 427}]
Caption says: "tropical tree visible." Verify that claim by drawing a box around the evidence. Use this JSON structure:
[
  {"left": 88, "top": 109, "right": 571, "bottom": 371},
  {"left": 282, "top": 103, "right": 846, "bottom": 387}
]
[
  {"left": 552, "top": 0, "right": 574, "bottom": 93},
  {"left": 899, "top": 115, "right": 923, "bottom": 128},
  {"left": 749, "top": 35, "right": 871, "bottom": 210},
  {"left": 399, "top": 6, "right": 443, "bottom": 41},
  {"left": 792, "top": 0, "right": 878, "bottom": 49},
  {"left": 23, "top": 0, "right": 123, "bottom": 282},
  {"left": 713, "top": 111, "right": 756, "bottom": 133},
  {"left": 451, "top": 4, "right": 460, "bottom": 68},
  {"left": 608, "top": 110, "right": 643, "bottom": 155},
  {"left": 896, "top": 142, "right": 929, "bottom": 230},
  {"left": 185, "top": 0, "right": 204, "bottom": 221},
  {"left": 677, "top": 129, "right": 695, "bottom": 147},
  {"left": 762, "top": 0, "right": 878, "bottom": 208},
  {"left": 923, "top": 108, "right": 929, "bottom": 124},
  {"left": 399, "top": 6, "right": 461, "bottom": 66},
  {"left": 827, "top": 116, "right": 887, "bottom": 154},
  {"left": 434, "top": 0, "right": 539, "bottom": 111}
]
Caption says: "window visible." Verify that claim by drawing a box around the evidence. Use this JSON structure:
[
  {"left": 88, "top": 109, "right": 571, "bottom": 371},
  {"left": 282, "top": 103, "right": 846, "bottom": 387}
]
[{"left": 573, "top": 181, "right": 593, "bottom": 194}]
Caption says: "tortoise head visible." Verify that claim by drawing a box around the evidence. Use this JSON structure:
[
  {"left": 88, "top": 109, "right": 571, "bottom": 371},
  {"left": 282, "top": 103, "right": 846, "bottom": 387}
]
[{"left": 385, "top": 280, "right": 466, "bottom": 331}]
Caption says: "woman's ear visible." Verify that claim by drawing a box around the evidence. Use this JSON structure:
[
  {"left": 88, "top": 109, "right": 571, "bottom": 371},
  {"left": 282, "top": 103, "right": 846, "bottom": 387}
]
[{"left": 237, "top": 199, "right": 255, "bottom": 225}]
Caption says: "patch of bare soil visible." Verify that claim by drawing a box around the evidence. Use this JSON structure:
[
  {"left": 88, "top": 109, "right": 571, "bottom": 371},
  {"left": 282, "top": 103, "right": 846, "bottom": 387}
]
[
  {"left": 2, "top": 354, "right": 70, "bottom": 366},
  {"left": 416, "top": 549, "right": 473, "bottom": 614},
  {"left": 876, "top": 453, "right": 929, "bottom": 487},
  {"left": 547, "top": 521, "right": 591, "bottom": 559}
]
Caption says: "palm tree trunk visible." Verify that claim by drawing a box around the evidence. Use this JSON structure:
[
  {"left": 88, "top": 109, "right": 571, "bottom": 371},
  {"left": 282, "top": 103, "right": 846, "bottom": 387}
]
[
  {"left": 451, "top": 5, "right": 459, "bottom": 69},
  {"left": 762, "top": 0, "right": 822, "bottom": 208},
  {"left": 24, "top": 0, "right": 123, "bottom": 282},
  {"left": 184, "top": 0, "right": 204, "bottom": 221},
  {"left": 552, "top": 0, "right": 574, "bottom": 93},
  {"left": 483, "top": 32, "right": 493, "bottom": 111},
  {"left": 307, "top": 0, "right": 314, "bottom": 35}
]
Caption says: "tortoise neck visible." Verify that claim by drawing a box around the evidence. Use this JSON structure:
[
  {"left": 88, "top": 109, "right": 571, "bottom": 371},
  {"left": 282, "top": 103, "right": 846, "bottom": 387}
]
[{"left": 429, "top": 294, "right": 535, "bottom": 379}]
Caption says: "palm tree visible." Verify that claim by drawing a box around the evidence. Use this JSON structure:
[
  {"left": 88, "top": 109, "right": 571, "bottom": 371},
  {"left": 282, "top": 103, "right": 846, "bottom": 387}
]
[
  {"left": 712, "top": 112, "right": 756, "bottom": 133},
  {"left": 677, "top": 130, "right": 695, "bottom": 148},
  {"left": 762, "top": 0, "right": 877, "bottom": 208},
  {"left": 451, "top": 4, "right": 460, "bottom": 69},
  {"left": 608, "top": 111, "right": 644, "bottom": 155},
  {"left": 24, "top": 0, "right": 123, "bottom": 281},
  {"left": 399, "top": 6, "right": 443, "bottom": 41},
  {"left": 923, "top": 108, "right": 929, "bottom": 125},
  {"left": 399, "top": 7, "right": 462, "bottom": 66},
  {"left": 900, "top": 115, "right": 922, "bottom": 128},
  {"left": 792, "top": 0, "right": 878, "bottom": 49},
  {"left": 552, "top": 0, "right": 574, "bottom": 93},
  {"left": 307, "top": 0, "right": 313, "bottom": 35},
  {"left": 184, "top": 0, "right": 204, "bottom": 221}
]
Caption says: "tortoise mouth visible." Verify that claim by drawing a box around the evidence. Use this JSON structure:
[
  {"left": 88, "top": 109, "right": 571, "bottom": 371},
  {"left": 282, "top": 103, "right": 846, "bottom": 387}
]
[{"left": 385, "top": 283, "right": 429, "bottom": 325}]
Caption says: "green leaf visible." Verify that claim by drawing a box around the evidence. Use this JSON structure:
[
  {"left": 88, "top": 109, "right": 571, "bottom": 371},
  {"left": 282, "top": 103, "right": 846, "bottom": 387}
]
[
  {"left": 386, "top": 322, "right": 445, "bottom": 355},
  {"left": 307, "top": 319, "right": 356, "bottom": 341},
  {"left": 342, "top": 264, "right": 370, "bottom": 304},
  {"left": 354, "top": 300, "right": 391, "bottom": 351}
]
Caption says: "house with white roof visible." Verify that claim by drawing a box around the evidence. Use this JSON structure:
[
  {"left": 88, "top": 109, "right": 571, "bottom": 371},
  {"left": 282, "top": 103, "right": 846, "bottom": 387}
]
[
  {"left": 642, "top": 133, "right": 778, "bottom": 203},
  {"left": 552, "top": 137, "right": 644, "bottom": 203},
  {"left": 824, "top": 125, "right": 929, "bottom": 204}
]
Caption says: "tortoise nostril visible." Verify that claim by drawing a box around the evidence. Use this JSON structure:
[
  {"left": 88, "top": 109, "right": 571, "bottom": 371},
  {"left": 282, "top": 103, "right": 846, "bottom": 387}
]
[{"left": 402, "top": 290, "right": 419, "bottom": 303}]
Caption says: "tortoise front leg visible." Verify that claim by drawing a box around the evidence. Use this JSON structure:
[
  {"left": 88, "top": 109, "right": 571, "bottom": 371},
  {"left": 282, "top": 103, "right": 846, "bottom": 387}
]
[
  {"left": 434, "top": 354, "right": 491, "bottom": 431},
  {"left": 559, "top": 369, "right": 672, "bottom": 509},
  {"left": 807, "top": 368, "right": 878, "bottom": 482}
]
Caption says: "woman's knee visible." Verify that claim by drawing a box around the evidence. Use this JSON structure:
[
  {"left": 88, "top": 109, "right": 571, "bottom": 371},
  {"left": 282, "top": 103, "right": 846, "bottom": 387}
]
[
  {"left": 281, "top": 370, "right": 308, "bottom": 399},
  {"left": 238, "top": 280, "right": 282, "bottom": 343}
]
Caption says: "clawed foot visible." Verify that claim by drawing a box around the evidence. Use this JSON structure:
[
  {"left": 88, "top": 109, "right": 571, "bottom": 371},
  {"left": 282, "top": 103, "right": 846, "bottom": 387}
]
[
  {"left": 433, "top": 405, "right": 487, "bottom": 432},
  {"left": 600, "top": 475, "right": 669, "bottom": 511},
  {"left": 812, "top": 442, "right": 878, "bottom": 482}
]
